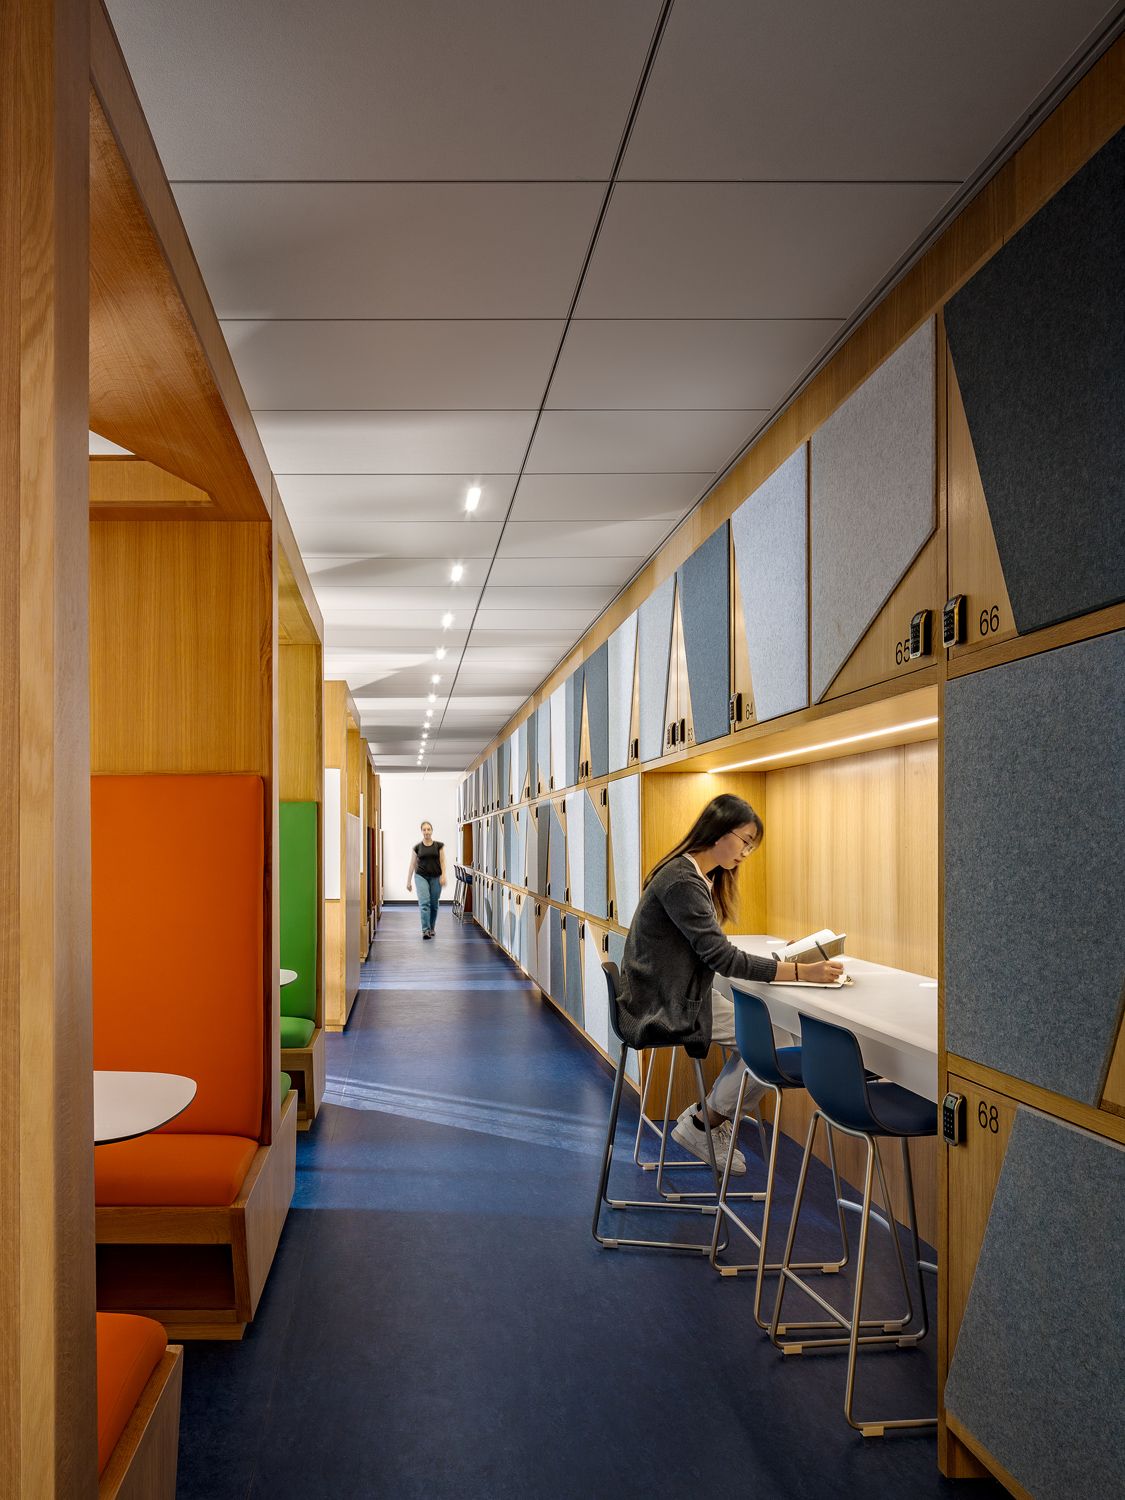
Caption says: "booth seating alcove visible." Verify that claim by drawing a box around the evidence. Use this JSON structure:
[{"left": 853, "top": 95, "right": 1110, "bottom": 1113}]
[
  {"left": 92, "top": 775, "right": 296, "bottom": 1340},
  {"left": 279, "top": 800, "right": 325, "bottom": 1128},
  {"left": 96, "top": 1314, "right": 182, "bottom": 1499}
]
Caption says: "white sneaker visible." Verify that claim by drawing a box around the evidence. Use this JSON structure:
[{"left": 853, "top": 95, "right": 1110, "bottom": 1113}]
[{"left": 670, "top": 1108, "right": 747, "bottom": 1176}]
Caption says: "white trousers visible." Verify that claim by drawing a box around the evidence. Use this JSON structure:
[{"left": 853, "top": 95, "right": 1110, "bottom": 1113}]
[{"left": 706, "top": 987, "right": 767, "bottom": 1120}]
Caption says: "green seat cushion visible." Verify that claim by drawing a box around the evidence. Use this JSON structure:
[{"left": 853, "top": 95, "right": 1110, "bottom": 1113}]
[
  {"left": 280, "top": 1071, "right": 292, "bottom": 1096},
  {"left": 280, "top": 1015, "right": 315, "bottom": 1049},
  {"left": 279, "top": 801, "right": 318, "bottom": 1024}
]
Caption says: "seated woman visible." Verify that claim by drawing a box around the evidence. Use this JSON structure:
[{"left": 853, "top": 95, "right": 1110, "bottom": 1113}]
[{"left": 617, "top": 793, "right": 841, "bottom": 1174}]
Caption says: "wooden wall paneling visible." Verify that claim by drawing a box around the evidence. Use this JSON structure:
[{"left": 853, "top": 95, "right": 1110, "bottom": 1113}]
[
  {"left": 322, "top": 681, "right": 349, "bottom": 1030},
  {"left": 278, "top": 644, "right": 323, "bottom": 803},
  {"left": 89, "top": 457, "right": 213, "bottom": 513},
  {"left": 1, "top": 0, "right": 97, "bottom": 1489},
  {"left": 89, "top": 521, "right": 272, "bottom": 774},
  {"left": 945, "top": 350, "right": 1017, "bottom": 660},
  {"left": 89, "top": 3, "right": 271, "bottom": 522}
]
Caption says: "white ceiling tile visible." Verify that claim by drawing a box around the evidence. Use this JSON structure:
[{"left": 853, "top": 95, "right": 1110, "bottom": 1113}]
[
  {"left": 478, "top": 584, "right": 617, "bottom": 611},
  {"left": 473, "top": 608, "right": 601, "bottom": 633},
  {"left": 577, "top": 183, "right": 958, "bottom": 318},
  {"left": 496, "top": 518, "right": 678, "bottom": 559},
  {"left": 107, "top": 0, "right": 661, "bottom": 179},
  {"left": 256, "top": 411, "right": 536, "bottom": 475},
  {"left": 525, "top": 408, "right": 764, "bottom": 473},
  {"left": 306, "top": 556, "right": 490, "bottom": 589},
  {"left": 324, "top": 623, "right": 471, "bottom": 652},
  {"left": 510, "top": 473, "right": 710, "bottom": 521},
  {"left": 487, "top": 557, "right": 640, "bottom": 587},
  {"left": 621, "top": 0, "right": 1116, "bottom": 181},
  {"left": 282, "top": 515, "right": 502, "bottom": 558},
  {"left": 312, "top": 584, "right": 485, "bottom": 613},
  {"left": 226, "top": 321, "right": 563, "bottom": 410},
  {"left": 548, "top": 319, "right": 842, "bottom": 409},
  {"left": 174, "top": 184, "right": 602, "bottom": 319},
  {"left": 278, "top": 474, "right": 515, "bottom": 525}
]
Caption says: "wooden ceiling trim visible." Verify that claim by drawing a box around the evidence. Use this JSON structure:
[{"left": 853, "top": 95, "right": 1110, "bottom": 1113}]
[
  {"left": 274, "top": 485, "right": 324, "bottom": 646},
  {"left": 89, "top": 1, "right": 272, "bottom": 521}
]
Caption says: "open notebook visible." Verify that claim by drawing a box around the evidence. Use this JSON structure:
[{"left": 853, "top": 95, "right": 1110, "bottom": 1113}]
[{"left": 770, "top": 930, "right": 853, "bottom": 987}]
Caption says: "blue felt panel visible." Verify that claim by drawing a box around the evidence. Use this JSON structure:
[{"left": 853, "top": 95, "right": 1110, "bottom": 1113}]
[
  {"left": 497, "top": 739, "right": 510, "bottom": 806},
  {"left": 536, "top": 906, "right": 551, "bottom": 994},
  {"left": 548, "top": 802, "right": 567, "bottom": 903},
  {"left": 731, "top": 446, "right": 808, "bottom": 723},
  {"left": 583, "top": 792, "right": 608, "bottom": 921},
  {"left": 549, "top": 683, "right": 567, "bottom": 792},
  {"left": 584, "top": 642, "right": 610, "bottom": 777},
  {"left": 565, "top": 791, "right": 585, "bottom": 911},
  {"left": 503, "top": 811, "right": 515, "bottom": 882},
  {"left": 509, "top": 731, "right": 520, "bottom": 804},
  {"left": 523, "top": 806, "right": 536, "bottom": 893},
  {"left": 535, "top": 700, "right": 551, "bottom": 794},
  {"left": 944, "top": 129, "right": 1125, "bottom": 634},
  {"left": 549, "top": 906, "right": 565, "bottom": 1005},
  {"left": 583, "top": 921, "right": 610, "bottom": 1055},
  {"left": 516, "top": 720, "right": 529, "bottom": 802},
  {"left": 534, "top": 803, "right": 549, "bottom": 896},
  {"left": 637, "top": 575, "right": 675, "bottom": 762},
  {"left": 520, "top": 898, "right": 534, "bottom": 973},
  {"left": 608, "top": 774, "right": 641, "bottom": 927},
  {"left": 677, "top": 524, "right": 731, "bottom": 746},
  {"left": 608, "top": 612, "right": 638, "bottom": 772},
  {"left": 944, "top": 630, "right": 1125, "bottom": 1104},
  {"left": 946, "top": 1110, "right": 1125, "bottom": 1497},
  {"left": 565, "top": 667, "right": 583, "bottom": 789},
  {"left": 810, "top": 319, "right": 935, "bottom": 702},
  {"left": 565, "top": 913, "right": 583, "bottom": 1024}
]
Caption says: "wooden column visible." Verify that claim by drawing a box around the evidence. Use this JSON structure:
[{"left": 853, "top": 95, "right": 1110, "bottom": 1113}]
[{"left": 0, "top": 0, "right": 96, "bottom": 1494}]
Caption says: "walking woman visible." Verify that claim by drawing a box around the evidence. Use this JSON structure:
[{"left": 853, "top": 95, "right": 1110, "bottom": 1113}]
[
  {"left": 406, "top": 820, "right": 447, "bottom": 939},
  {"left": 617, "top": 793, "right": 842, "bottom": 1174}
]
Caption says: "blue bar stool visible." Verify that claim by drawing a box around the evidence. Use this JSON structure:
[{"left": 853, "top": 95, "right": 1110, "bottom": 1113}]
[
  {"left": 593, "top": 963, "right": 728, "bottom": 1254},
  {"left": 710, "top": 983, "right": 853, "bottom": 1329},
  {"left": 769, "top": 1013, "right": 937, "bottom": 1437}
]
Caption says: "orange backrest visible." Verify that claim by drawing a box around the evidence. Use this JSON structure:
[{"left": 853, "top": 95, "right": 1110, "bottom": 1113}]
[
  {"left": 92, "top": 775, "right": 265, "bottom": 1140},
  {"left": 96, "top": 1312, "right": 167, "bottom": 1475}
]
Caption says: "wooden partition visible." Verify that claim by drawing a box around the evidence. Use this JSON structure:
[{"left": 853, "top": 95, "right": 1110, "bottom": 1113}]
[
  {"left": 324, "top": 680, "right": 362, "bottom": 1030},
  {"left": 364, "top": 749, "right": 382, "bottom": 940}
]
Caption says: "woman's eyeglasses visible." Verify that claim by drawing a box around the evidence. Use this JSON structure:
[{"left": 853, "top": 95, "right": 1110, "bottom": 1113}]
[{"left": 731, "top": 829, "right": 758, "bottom": 852}]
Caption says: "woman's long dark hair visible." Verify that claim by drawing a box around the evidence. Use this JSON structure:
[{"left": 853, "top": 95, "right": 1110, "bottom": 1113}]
[{"left": 645, "top": 794, "right": 763, "bottom": 926}]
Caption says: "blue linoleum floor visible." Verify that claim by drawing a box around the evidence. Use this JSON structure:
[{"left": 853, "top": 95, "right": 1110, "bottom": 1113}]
[{"left": 176, "top": 907, "right": 1003, "bottom": 1499}]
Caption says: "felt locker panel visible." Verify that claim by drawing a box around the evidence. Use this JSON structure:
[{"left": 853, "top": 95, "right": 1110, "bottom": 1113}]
[
  {"left": 810, "top": 318, "right": 936, "bottom": 703},
  {"left": 944, "top": 128, "right": 1125, "bottom": 634},
  {"left": 565, "top": 791, "right": 585, "bottom": 912},
  {"left": 637, "top": 574, "right": 675, "bottom": 763},
  {"left": 524, "top": 805, "right": 536, "bottom": 893},
  {"left": 944, "top": 630, "right": 1125, "bottom": 1105},
  {"left": 584, "top": 642, "right": 610, "bottom": 778},
  {"left": 548, "top": 801, "right": 567, "bottom": 903},
  {"left": 503, "top": 810, "right": 515, "bottom": 883},
  {"left": 565, "top": 667, "right": 583, "bottom": 789},
  {"left": 945, "top": 1110, "right": 1125, "bottom": 1497},
  {"left": 677, "top": 523, "right": 731, "bottom": 746},
  {"left": 498, "top": 738, "right": 510, "bottom": 807},
  {"left": 535, "top": 803, "right": 549, "bottom": 896},
  {"left": 583, "top": 923, "right": 610, "bottom": 1055},
  {"left": 583, "top": 792, "right": 608, "bottom": 922},
  {"left": 549, "top": 906, "right": 565, "bottom": 1005},
  {"left": 565, "top": 914, "right": 584, "bottom": 1025},
  {"left": 516, "top": 721, "right": 529, "bottom": 803},
  {"left": 520, "top": 897, "right": 534, "bottom": 972},
  {"left": 608, "top": 774, "right": 641, "bottom": 928},
  {"left": 731, "top": 446, "right": 809, "bottom": 723},
  {"left": 535, "top": 700, "right": 551, "bottom": 794},
  {"left": 608, "top": 611, "right": 638, "bottom": 772},
  {"left": 549, "top": 682, "right": 567, "bottom": 792},
  {"left": 508, "top": 731, "right": 520, "bottom": 805},
  {"left": 536, "top": 907, "right": 551, "bottom": 995}
]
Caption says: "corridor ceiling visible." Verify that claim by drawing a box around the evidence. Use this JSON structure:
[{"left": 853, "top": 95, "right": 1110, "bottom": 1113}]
[{"left": 104, "top": 0, "right": 1116, "bottom": 771}]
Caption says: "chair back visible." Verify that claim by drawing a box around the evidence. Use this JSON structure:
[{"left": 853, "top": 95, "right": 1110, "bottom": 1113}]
[
  {"left": 798, "top": 1013, "right": 878, "bottom": 1133},
  {"left": 601, "top": 962, "right": 628, "bottom": 1045},
  {"left": 730, "top": 982, "right": 800, "bottom": 1086}
]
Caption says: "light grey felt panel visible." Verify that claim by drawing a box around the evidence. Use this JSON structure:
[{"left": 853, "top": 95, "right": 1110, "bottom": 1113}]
[
  {"left": 565, "top": 791, "right": 585, "bottom": 910},
  {"left": 508, "top": 731, "right": 520, "bottom": 803},
  {"left": 520, "top": 898, "right": 534, "bottom": 973},
  {"left": 565, "top": 666, "right": 583, "bottom": 789},
  {"left": 583, "top": 792, "right": 608, "bottom": 921},
  {"left": 497, "top": 738, "right": 510, "bottom": 806},
  {"left": 549, "top": 683, "right": 567, "bottom": 792},
  {"left": 535, "top": 701, "right": 551, "bottom": 794},
  {"left": 810, "top": 318, "right": 935, "bottom": 702},
  {"left": 944, "top": 630, "right": 1125, "bottom": 1104},
  {"left": 637, "top": 573, "right": 675, "bottom": 761},
  {"left": 583, "top": 922, "right": 610, "bottom": 1055},
  {"left": 946, "top": 1110, "right": 1125, "bottom": 1497},
  {"left": 536, "top": 908, "right": 551, "bottom": 995},
  {"left": 584, "top": 642, "right": 610, "bottom": 777},
  {"left": 944, "top": 128, "right": 1125, "bottom": 634},
  {"left": 677, "top": 523, "right": 731, "bottom": 745},
  {"left": 503, "top": 811, "right": 515, "bottom": 882},
  {"left": 608, "top": 611, "right": 638, "bottom": 772},
  {"left": 608, "top": 774, "right": 641, "bottom": 928},
  {"left": 548, "top": 802, "right": 567, "bottom": 902},
  {"left": 565, "top": 913, "right": 583, "bottom": 1023},
  {"left": 732, "top": 446, "right": 808, "bottom": 722},
  {"left": 535, "top": 804, "right": 549, "bottom": 896},
  {"left": 549, "top": 906, "right": 565, "bottom": 1005},
  {"left": 517, "top": 720, "right": 529, "bottom": 801},
  {"left": 524, "top": 806, "right": 536, "bottom": 893}
]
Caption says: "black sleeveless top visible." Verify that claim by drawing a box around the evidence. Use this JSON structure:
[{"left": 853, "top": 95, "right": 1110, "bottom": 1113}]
[{"left": 414, "top": 840, "right": 443, "bottom": 879}]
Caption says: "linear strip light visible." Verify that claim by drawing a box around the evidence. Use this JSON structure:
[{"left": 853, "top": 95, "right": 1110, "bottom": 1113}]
[{"left": 711, "top": 716, "right": 939, "bottom": 773}]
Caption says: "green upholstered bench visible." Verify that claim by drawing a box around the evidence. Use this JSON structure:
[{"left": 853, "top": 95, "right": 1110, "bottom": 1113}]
[{"left": 280, "top": 801, "right": 324, "bottom": 1128}]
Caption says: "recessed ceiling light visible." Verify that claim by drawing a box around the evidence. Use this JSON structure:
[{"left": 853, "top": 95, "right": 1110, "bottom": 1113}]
[
  {"left": 434, "top": 646, "right": 447, "bottom": 660},
  {"left": 450, "top": 563, "right": 464, "bottom": 583},
  {"left": 428, "top": 693, "right": 436, "bottom": 704},
  {"left": 465, "top": 485, "right": 481, "bottom": 512},
  {"left": 431, "top": 674, "right": 441, "bottom": 685},
  {"left": 441, "top": 612, "right": 454, "bottom": 629}
]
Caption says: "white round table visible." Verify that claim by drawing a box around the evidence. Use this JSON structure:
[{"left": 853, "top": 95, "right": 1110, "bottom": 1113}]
[
  {"left": 93, "top": 1071, "right": 197, "bottom": 1145},
  {"left": 280, "top": 968, "right": 298, "bottom": 986}
]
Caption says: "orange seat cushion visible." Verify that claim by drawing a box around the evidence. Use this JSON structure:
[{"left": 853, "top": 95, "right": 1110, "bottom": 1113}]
[
  {"left": 96, "top": 1312, "right": 166, "bottom": 1475},
  {"left": 95, "top": 1133, "right": 258, "bottom": 1207},
  {"left": 91, "top": 775, "right": 265, "bottom": 1140}
]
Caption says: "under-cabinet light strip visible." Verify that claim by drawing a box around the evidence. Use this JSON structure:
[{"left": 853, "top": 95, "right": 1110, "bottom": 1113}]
[{"left": 710, "top": 716, "right": 939, "bottom": 772}]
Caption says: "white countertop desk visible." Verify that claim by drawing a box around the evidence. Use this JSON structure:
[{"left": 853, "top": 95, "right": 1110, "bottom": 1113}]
[
  {"left": 93, "top": 1071, "right": 197, "bottom": 1145},
  {"left": 715, "top": 936, "right": 939, "bottom": 1104},
  {"left": 280, "top": 968, "right": 298, "bottom": 987}
]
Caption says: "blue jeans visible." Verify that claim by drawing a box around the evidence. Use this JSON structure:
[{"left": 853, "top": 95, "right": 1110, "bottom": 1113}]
[{"left": 416, "top": 875, "right": 442, "bottom": 933}]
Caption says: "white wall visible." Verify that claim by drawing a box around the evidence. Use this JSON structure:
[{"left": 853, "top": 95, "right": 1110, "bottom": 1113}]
[{"left": 380, "top": 772, "right": 461, "bottom": 903}]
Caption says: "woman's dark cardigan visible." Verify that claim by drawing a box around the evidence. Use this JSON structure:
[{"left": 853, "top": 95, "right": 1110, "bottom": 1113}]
[{"left": 617, "top": 855, "right": 778, "bottom": 1057}]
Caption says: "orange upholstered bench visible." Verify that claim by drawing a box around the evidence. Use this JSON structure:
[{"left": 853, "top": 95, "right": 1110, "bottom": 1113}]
[
  {"left": 92, "top": 775, "right": 296, "bottom": 1338},
  {"left": 97, "top": 1312, "right": 182, "bottom": 1499}
]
